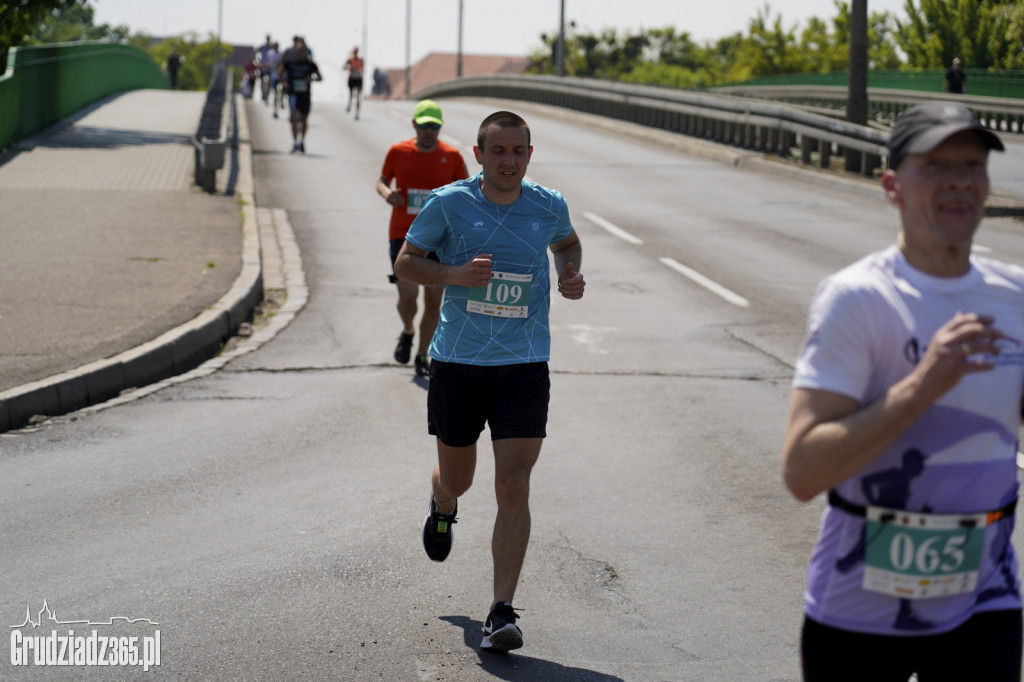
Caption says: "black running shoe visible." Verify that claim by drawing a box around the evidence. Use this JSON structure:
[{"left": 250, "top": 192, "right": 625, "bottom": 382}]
[
  {"left": 481, "top": 602, "right": 522, "bottom": 652},
  {"left": 414, "top": 353, "right": 430, "bottom": 378},
  {"left": 422, "top": 495, "right": 457, "bottom": 562},
  {"left": 394, "top": 331, "right": 413, "bottom": 364}
]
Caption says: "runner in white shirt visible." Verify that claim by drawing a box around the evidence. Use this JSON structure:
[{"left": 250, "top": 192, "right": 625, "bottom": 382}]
[{"left": 783, "top": 101, "right": 1020, "bottom": 681}]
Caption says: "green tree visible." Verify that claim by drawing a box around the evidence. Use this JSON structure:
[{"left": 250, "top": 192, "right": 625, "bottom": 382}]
[
  {"left": 148, "top": 32, "right": 233, "bottom": 91},
  {"left": 993, "top": 2, "right": 1024, "bottom": 69},
  {"left": 8, "top": 0, "right": 233, "bottom": 92},
  {"left": 728, "top": 4, "right": 808, "bottom": 82},
  {"left": 0, "top": 0, "right": 86, "bottom": 70},
  {"left": 619, "top": 62, "right": 717, "bottom": 89},
  {"left": 896, "top": 0, "right": 1013, "bottom": 69},
  {"left": 534, "top": 26, "right": 652, "bottom": 79},
  {"left": 25, "top": 1, "right": 130, "bottom": 44},
  {"left": 576, "top": 29, "right": 651, "bottom": 79},
  {"left": 787, "top": 2, "right": 900, "bottom": 73},
  {"left": 645, "top": 27, "right": 709, "bottom": 72},
  {"left": 531, "top": 1, "right": 1019, "bottom": 90},
  {"left": 703, "top": 33, "right": 745, "bottom": 83},
  {"left": 867, "top": 8, "right": 902, "bottom": 69},
  {"left": 798, "top": 15, "right": 845, "bottom": 73}
]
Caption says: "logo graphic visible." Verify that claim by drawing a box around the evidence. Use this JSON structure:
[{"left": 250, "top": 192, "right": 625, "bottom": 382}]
[
  {"left": 904, "top": 335, "right": 1024, "bottom": 367},
  {"left": 904, "top": 337, "right": 921, "bottom": 364},
  {"left": 10, "top": 601, "right": 160, "bottom": 672}
]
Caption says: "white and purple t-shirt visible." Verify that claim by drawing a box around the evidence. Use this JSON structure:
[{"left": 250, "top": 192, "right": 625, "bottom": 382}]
[{"left": 794, "top": 245, "right": 1024, "bottom": 635}]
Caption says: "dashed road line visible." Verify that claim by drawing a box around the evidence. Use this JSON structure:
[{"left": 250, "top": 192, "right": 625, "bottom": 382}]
[
  {"left": 583, "top": 212, "right": 643, "bottom": 245},
  {"left": 581, "top": 211, "right": 748, "bottom": 307},
  {"left": 659, "top": 257, "right": 750, "bottom": 308}
]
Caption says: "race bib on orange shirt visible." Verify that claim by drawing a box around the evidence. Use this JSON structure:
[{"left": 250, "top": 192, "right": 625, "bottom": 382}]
[{"left": 406, "top": 188, "right": 431, "bottom": 215}]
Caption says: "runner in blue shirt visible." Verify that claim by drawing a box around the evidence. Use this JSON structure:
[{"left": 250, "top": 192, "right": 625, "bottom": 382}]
[
  {"left": 394, "top": 110, "right": 585, "bottom": 652},
  {"left": 276, "top": 42, "right": 320, "bottom": 153}
]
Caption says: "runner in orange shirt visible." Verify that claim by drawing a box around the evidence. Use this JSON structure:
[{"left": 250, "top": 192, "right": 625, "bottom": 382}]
[
  {"left": 377, "top": 100, "right": 469, "bottom": 377},
  {"left": 344, "top": 47, "right": 364, "bottom": 120}
]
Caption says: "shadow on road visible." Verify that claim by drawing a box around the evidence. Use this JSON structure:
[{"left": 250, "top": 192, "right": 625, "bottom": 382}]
[{"left": 441, "top": 615, "right": 626, "bottom": 682}]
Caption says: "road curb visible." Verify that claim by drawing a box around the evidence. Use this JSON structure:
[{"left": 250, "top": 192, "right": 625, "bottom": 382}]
[{"left": 0, "top": 94, "right": 262, "bottom": 434}]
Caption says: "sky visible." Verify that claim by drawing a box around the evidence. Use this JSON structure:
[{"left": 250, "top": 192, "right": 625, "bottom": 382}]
[{"left": 92, "top": 0, "right": 908, "bottom": 78}]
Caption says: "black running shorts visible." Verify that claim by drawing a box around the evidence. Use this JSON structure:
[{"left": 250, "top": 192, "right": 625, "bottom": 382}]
[
  {"left": 427, "top": 361, "right": 549, "bottom": 447},
  {"left": 801, "top": 610, "right": 1022, "bottom": 682},
  {"left": 289, "top": 92, "right": 311, "bottom": 116},
  {"left": 389, "top": 238, "right": 438, "bottom": 275}
]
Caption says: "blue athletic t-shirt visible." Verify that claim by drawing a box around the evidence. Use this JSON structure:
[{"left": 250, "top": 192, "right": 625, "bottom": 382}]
[{"left": 404, "top": 174, "right": 574, "bottom": 366}]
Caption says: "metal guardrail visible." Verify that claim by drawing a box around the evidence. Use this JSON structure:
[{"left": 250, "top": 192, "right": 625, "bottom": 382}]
[
  {"left": 193, "top": 64, "right": 234, "bottom": 192},
  {"left": 416, "top": 75, "right": 1024, "bottom": 179},
  {"left": 723, "top": 69, "right": 1024, "bottom": 100},
  {"left": 714, "top": 85, "right": 1024, "bottom": 134}
]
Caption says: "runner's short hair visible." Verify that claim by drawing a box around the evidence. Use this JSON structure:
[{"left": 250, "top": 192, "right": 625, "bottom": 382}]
[{"left": 477, "top": 111, "right": 531, "bottom": 149}]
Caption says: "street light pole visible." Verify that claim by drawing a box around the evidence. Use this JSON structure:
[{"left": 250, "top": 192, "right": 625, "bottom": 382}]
[
  {"left": 457, "top": 0, "right": 463, "bottom": 78},
  {"left": 556, "top": 0, "right": 565, "bottom": 77},
  {"left": 404, "top": 0, "right": 411, "bottom": 96},
  {"left": 362, "top": 0, "right": 368, "bottom": 64},
  {"left": 845, "top": 0, "right": 868, "bottom": 172},
  {"left": 216, "top": 0, "right": 223, "bottom": 65}
]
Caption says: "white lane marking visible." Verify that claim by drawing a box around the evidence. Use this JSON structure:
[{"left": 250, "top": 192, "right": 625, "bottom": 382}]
[
  {"left": 659, "top": 257, "right": 750, "bottom": 308},
  {"left": 583, "top": 212, "right": 643, "bottom": 245},
  {"left": 972, "top": 243, "right": 992, "bottom": 253},
  {"left": 566, "top": 324, "right": 615, "bottom": 355}
]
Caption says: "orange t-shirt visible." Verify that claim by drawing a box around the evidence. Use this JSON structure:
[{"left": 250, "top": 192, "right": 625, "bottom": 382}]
[{"left": 380, "top": 138, "right": 469, "bottom": 240}]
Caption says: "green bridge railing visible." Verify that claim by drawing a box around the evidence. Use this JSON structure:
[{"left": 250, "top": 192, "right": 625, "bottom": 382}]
[
  {"left": 726, "top": 69, "right": 1024, "bottom": 99},
  {"left": 0, "top": 41, "right": 167, "bottom": 152}
]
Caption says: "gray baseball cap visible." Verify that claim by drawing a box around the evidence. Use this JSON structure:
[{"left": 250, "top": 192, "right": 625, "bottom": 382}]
[{"left": 888, "top": 101, "right": 1003, "bottom": 170}]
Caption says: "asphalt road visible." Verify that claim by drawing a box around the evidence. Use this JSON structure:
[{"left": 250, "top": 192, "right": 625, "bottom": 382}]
[{"left": 2, "top": 94, "right": 1023, "bottom": 681}]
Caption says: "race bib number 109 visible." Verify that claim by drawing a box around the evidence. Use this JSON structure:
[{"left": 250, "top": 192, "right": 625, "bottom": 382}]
[{"left": 466, "top": 271, "right": 532, "bottom": 318}]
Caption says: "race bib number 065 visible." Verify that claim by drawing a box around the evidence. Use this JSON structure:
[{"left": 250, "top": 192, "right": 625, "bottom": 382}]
[
  {"left": 862, "top": 506, "right": 987, "bottom": 599},
  {"left": 466, "top": 271, "right": 532, "bottom": 318}
]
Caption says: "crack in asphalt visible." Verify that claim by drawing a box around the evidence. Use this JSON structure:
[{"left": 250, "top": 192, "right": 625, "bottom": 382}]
[{"left": 222, "top": 364, "right": 791, "bottom": 382}]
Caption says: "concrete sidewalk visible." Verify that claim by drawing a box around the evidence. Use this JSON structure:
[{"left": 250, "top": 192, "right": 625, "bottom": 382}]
[{"left": 0, "top": 89, "right": 262, "bottom": 433}]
